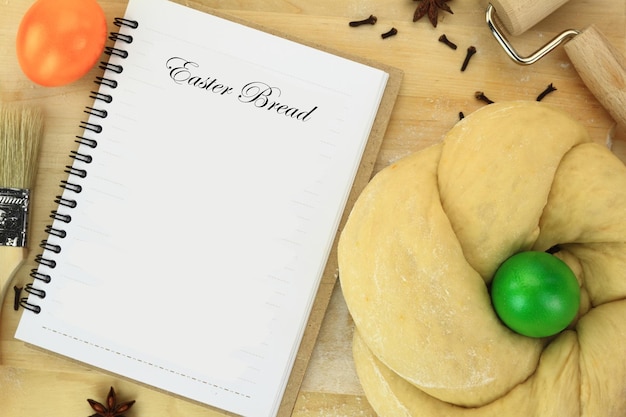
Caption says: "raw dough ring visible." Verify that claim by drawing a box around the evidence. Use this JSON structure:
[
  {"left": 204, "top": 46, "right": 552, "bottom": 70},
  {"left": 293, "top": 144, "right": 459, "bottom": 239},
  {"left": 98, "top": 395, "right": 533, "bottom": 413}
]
[{"left": 338, "top": 101, "right": 626, "bottom": 415}]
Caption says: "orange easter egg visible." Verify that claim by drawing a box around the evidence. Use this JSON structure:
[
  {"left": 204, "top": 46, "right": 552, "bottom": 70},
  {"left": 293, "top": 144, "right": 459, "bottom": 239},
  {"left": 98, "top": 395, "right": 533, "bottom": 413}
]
[{"left": 16, "top": 0, "right": 107, "bottom": 87}]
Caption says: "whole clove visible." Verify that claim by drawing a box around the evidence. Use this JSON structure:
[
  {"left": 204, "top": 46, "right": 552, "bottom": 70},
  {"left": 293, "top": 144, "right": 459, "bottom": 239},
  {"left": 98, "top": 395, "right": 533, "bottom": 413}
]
[
  {"left": 461, "top": 46, "right": 477, "bottom": 71},
  {"left": 475, "top": 91, "right": 494, "bottom": 104},
  {"left": 349, "top": 15, "right": 377, "bottom": 27},
  {"left": 438, "top": 34, "right": 457, "bottom": 50},
  {"left": 13, "top": 286, "right": 22, "bottom": 311},
  {"left": 536, "top": 83, "right": 557, "bottom": 101},
  {"left": 381, "top": 27, "right": 398, "bottom": 39}
]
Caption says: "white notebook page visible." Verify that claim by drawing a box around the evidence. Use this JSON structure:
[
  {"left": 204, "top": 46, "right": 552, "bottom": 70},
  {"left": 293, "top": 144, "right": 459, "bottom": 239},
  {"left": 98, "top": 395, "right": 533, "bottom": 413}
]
[{"left": 15, "top": 0, "right": 389, "bottom": 416}]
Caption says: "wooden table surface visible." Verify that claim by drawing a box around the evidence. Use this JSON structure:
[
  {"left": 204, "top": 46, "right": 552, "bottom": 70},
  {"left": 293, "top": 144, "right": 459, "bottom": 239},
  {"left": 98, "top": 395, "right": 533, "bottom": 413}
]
[{"left": 1, "top": 0, "right": 625, "bottom": 416}]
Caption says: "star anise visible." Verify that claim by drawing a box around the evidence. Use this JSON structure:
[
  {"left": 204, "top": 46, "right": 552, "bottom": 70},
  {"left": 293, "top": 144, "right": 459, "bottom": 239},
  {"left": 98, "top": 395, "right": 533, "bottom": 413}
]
[
  {"left": 413, "top": 0, "right": 453, "bottom": 27},
  {"left": 87, "top": 386, "right": 136, "bottom": 417}
]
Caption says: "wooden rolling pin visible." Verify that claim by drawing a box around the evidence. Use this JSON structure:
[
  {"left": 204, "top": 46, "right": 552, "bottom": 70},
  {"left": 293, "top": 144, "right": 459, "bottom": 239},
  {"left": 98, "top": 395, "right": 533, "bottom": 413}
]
[
  {"left": 489, "top": 0, "right": 626, "bottom": 127},
  {"left": 489, "top": 0, "right": 570, "bottom": 36},
  {"left": 563, "top": 26, "right": 626, "bottom": 129}
]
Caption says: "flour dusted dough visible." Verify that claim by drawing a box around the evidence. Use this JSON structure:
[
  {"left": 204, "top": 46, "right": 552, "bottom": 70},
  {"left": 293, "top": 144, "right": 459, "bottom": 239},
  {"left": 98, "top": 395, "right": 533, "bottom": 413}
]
[
  {"left": 352, "top": 328, "right": 581, "bottom": 417},
  {"left": 338, "top": 101, "right": 626, "bottom": 416}
]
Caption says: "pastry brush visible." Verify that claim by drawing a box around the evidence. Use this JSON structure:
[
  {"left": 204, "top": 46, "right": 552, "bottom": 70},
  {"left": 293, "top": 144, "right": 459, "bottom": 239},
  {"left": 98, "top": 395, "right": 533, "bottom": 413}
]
[{"left": 0, "top": 103, "right": 44, "bottom": 308}]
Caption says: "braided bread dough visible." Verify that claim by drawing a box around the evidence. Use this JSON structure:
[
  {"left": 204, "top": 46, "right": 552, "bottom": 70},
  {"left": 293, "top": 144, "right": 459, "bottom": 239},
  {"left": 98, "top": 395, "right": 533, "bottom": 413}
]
[{"left": 338, "top": 101, "right": 626, "bottom": 416}]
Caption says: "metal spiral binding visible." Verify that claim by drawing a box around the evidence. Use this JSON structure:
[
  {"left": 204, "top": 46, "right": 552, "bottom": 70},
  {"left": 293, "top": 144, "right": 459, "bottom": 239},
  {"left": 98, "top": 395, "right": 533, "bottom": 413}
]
[
  {"left": 25, "top": 283, "right": 46, "bottom": 298},
  {"left": 109, "top": 32, "right": 133, "bottom": 43},
  {"left": 49, "top": 211, "right": 71, "bottom": 223},
  {"left": 54, "top": 196, "right": 78, "bottom": 209},
  {"left": 34, "top": 254, "right": 56, "bottom": 269},
  {"left": 70, "top": 150, "right": 94, "bottom": 164},
  {"left": 64, "top": 166, "right": 88, "bottom": 179},
  {"left": 99, "top": 62, "right": 124, "bottom": 74},
  {"left": 95, "top": 76, "right": 118, "bottom": 89},
  {"left": 22, "top": 17, "right": 138, "bottom": 314},
  {"left": 60, "top": 180, "right": 82, "bottom": 193},
  {"left": 21, "top": 284, "right": 44, "bottom": 314},
  {"left": 89, "top": 91, "right": 113, "bottom": 104},
  {"left": 114, "top": 17, "right": 139, "bottom": 29},
  {"left": 84, "top": 106, "right": 108, "bottom": 119},
  {"left": 30, "top": 269, "right": 51, "bottom": 284},
  {"left": 79, "top": 121, "right": 103, "bottom": 134},
  {"left": 105, "top": 46, "right": 129, "bottom": 59},
  {"left": 75, "top": 135, "right": 98, "bottom": 149},
  {"left": 44, "top": 224, "right": 67, "bottom": 238},
  {"left": 39, "top": 241, "right": 61, "bottom": 254}
]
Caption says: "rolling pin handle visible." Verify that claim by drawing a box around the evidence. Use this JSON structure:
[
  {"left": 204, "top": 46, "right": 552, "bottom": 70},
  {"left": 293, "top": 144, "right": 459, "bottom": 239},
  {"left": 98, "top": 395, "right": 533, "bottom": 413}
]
[
  {"left": 564, "top": 25, "right": 626, "bottom": 128},
  {"left": 486, "top": 4, "right": 579, "bottom": 66},
  {"left": 489, "top": 0, "right": 571, "bottom": 36}
]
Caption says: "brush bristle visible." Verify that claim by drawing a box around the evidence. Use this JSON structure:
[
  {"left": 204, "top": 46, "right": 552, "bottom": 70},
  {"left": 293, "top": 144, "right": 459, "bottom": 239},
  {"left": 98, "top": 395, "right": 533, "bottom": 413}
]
[{"left": 0, "top": 104, "right": 44, "bottom": 190}]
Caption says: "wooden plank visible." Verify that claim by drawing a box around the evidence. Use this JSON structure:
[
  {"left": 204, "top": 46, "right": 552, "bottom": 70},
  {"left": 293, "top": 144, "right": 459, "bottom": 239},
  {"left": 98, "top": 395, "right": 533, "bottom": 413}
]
[{"left": 1, "top": 1, "right": 625, "bottom": 416}]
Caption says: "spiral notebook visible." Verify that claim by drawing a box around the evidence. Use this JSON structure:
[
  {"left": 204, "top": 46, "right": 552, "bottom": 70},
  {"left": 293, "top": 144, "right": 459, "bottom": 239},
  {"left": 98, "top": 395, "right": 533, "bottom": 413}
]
[{"left": 15, "top": 0, "right": 400, "bottom": 416}]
